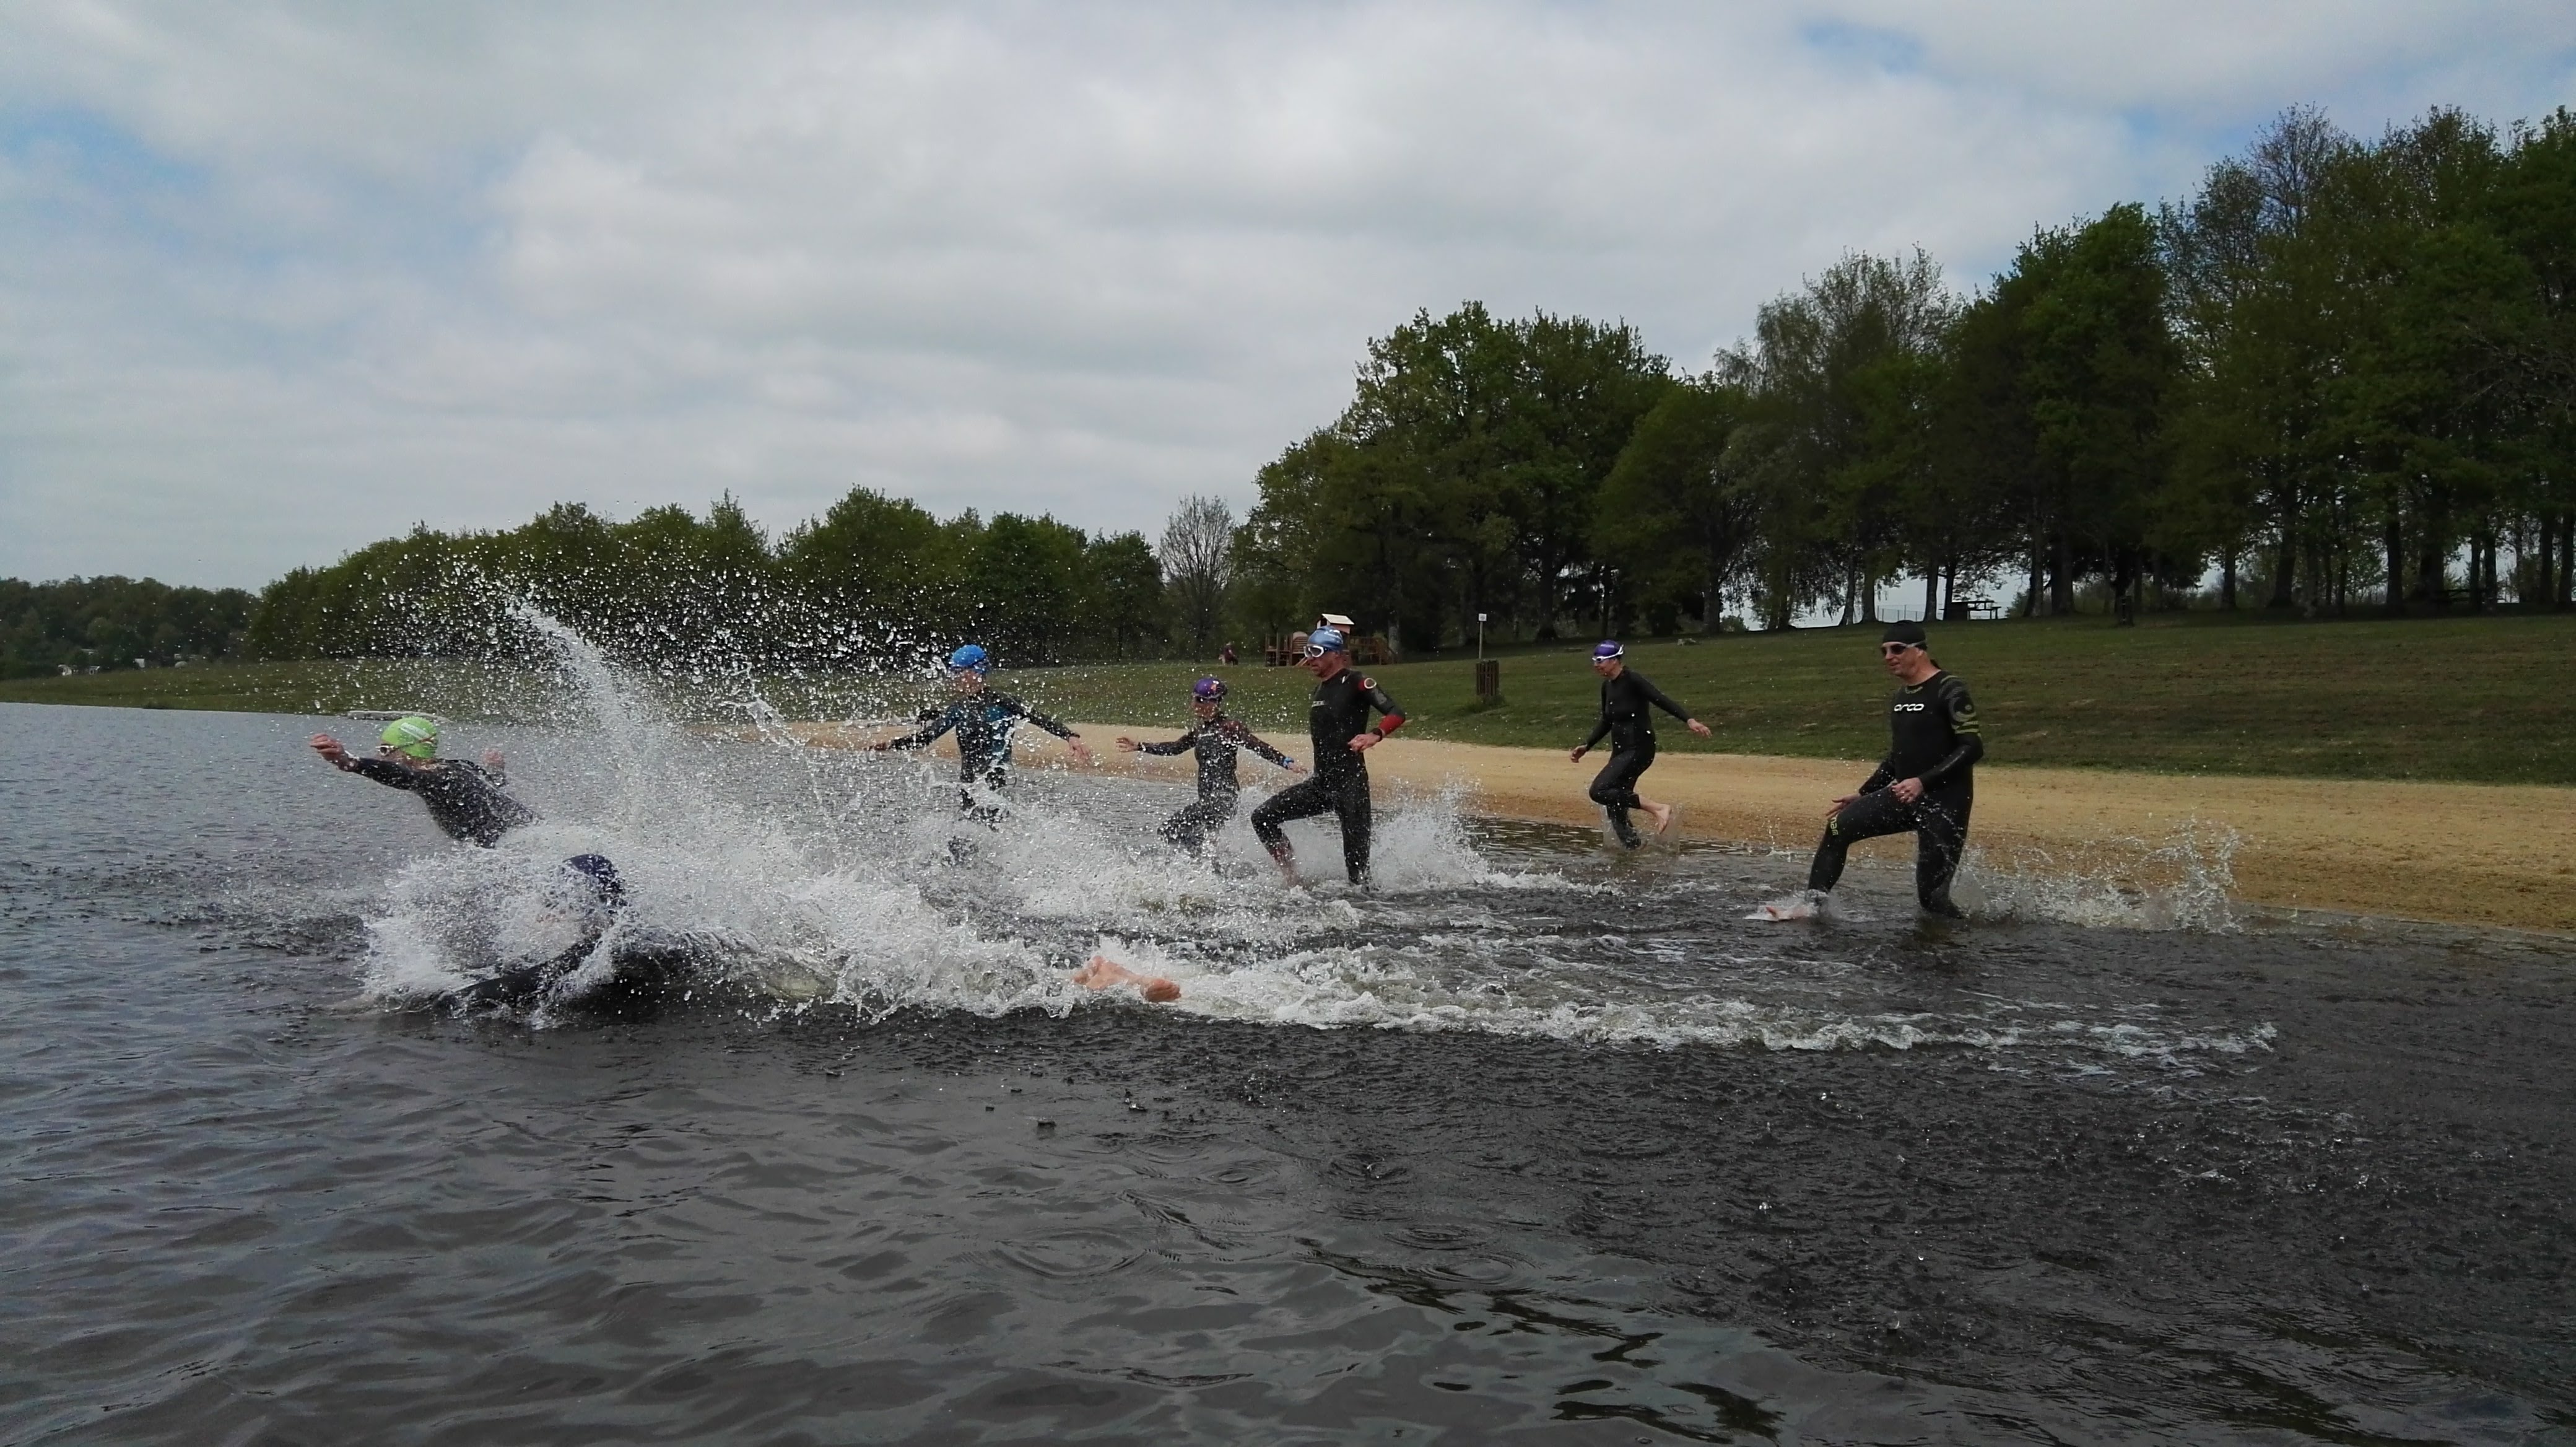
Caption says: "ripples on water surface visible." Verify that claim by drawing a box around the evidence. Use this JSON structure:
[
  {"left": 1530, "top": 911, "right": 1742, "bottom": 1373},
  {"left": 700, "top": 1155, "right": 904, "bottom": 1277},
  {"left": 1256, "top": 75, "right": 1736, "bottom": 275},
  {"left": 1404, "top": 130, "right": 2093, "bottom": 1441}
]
[{"left": 2, "top": 694, "right": 2571, "bottom": 1445}]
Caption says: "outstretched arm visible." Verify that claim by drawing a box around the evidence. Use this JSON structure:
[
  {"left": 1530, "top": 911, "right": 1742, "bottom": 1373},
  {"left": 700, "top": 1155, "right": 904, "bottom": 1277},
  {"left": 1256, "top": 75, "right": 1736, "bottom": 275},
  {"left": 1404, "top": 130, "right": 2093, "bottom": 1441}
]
[
  {"left": 874, "top": 707, "right": 955, "bottom": 753},
  {"left": 1136, "top": 734, "right": 1195, "bottom": 756},
  {"left": 1221, "top": 719, "right": 1298, "bottom": 770}
]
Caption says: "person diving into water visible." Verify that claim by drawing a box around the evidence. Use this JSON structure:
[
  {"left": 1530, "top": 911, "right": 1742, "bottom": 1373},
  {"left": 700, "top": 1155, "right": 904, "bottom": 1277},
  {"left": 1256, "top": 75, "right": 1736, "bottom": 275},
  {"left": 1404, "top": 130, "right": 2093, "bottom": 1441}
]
[
  {"left": 869, "top": 645, "right": 1094, "bottom": 849},
  {"left": 450, "top": 853, "right": 630, "bottom": 1012},
  {"left": 1780, "top": 620, "right": 1983, "bottom": 919},
  {"left": 1250, "top": 627, "right": 1404, "bottom": 886},
  {"left": 1568, "top": 640, "right": 1712, "bottom": 847},
  {"left": 310, "top": 715, "right": 536, "bottom": 846},
  {"left": 1115, "top": 676, "right": 1303, "bottom": 853}
]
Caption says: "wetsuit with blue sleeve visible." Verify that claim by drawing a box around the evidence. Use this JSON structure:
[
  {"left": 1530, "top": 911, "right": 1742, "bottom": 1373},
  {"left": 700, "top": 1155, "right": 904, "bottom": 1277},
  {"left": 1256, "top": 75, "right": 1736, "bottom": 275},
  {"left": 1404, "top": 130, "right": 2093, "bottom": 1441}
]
[
  {"left": 882, "top": 691, "right": 1081, "bottom": 820},
  {"left": 1807, "top": 670, "right": 1983, "bottom": 914},
  {"left": 1139, "top": 714, "right": 1297, "bottom": 851}
]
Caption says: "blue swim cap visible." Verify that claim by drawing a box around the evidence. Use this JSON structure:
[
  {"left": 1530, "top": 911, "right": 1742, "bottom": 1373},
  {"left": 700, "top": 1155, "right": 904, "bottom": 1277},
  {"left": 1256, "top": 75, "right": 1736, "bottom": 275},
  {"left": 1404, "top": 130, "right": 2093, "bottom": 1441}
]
[
  {"left": 947, "top": 644, "right": 990, "bottom": 674},
  {"left": 1307, "top": 627, "right": 1347, "bottom": 654},
  {"left": 1592, "top": 640, "right": 1623, "bottom": 660},
  {"left": 1192, "top": 676, "right": 1226, "bottom": 702}
]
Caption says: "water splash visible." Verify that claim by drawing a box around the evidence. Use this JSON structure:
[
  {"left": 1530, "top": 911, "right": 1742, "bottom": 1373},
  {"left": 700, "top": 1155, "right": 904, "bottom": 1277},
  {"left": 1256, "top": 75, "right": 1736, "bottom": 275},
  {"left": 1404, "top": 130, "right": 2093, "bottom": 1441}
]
[
  {"left": 1954, "top": 823, "right": 2241, "bottom": 931},
  {"left": 349, "top": 609, "right": 2263, "bottom": 1068}
]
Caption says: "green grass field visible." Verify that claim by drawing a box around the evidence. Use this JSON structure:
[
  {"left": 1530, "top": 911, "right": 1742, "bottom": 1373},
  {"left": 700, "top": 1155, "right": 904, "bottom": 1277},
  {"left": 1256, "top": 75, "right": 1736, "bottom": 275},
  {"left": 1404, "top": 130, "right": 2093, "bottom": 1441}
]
[{"left": 6, "top": 611, "right": 2568, "bottom": 785}]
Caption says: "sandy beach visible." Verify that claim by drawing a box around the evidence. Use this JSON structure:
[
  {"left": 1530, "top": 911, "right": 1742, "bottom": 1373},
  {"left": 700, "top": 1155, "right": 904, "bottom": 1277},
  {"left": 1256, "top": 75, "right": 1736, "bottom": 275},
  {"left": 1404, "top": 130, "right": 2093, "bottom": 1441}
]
[{"left": 782, "top": 721, "right": 2576, "bottom": 933}]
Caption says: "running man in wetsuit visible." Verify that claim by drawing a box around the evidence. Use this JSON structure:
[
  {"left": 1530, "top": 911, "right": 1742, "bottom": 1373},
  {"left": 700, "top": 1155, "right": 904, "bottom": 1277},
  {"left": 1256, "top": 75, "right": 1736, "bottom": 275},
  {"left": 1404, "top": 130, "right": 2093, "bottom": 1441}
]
[
  {"left": 1115, "top": 676, "right": 1303, "bottom": 852},
  {"left": 870, "top": 644, "right": 1094, "bottom": 826},
  {"left": 1568, "top": 640, "right": 1712, "bottom": 847},
  {"left": 310, "top": 715, "right": 536, "bottom": 846},
  {"left": 1250, "top": 627, "right": 1404, "bottom": 886},
  {"left": 1803, "top": 621, "right": 1983, "bottom": 917}
]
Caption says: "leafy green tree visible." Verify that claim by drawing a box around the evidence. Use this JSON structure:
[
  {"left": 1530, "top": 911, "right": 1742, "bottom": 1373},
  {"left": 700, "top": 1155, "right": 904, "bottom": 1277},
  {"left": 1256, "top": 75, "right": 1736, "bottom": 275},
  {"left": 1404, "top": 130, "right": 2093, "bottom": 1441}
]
[{"left": 1595, "top": 375, "right": 1756, "bottom": 632}]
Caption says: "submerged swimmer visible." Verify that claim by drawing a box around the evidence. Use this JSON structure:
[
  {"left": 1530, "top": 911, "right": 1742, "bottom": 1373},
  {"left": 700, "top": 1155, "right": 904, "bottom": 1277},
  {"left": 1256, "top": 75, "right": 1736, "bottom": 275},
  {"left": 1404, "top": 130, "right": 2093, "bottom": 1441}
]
[
  {"left": 450, "top": 854, "right": 628, "bottom": 1012},
  {"left": 445, "top": 854, "right": 702, "bottom": 1016},
  {"left": 1115, "top": 676, "right": 1303, "bottom": 852},
  {"left": 871, "top": 645, "right": 1094, "bottom": 836},
  {"left": 311, "top": 716, "right": 536, "bottom": 847},
  {"left": 1568, "top": 640, "right": 1712, "bottom": 847},
  {"left": 1073, "top": 955, "right": 1180, "bottom": 1003}
]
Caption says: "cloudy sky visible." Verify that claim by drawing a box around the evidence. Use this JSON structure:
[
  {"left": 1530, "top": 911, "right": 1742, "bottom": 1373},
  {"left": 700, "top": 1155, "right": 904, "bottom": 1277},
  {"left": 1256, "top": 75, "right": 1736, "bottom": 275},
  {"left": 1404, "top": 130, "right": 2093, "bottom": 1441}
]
[{"left": 2, "top": 3, "right": 2570, "bottom": 589}]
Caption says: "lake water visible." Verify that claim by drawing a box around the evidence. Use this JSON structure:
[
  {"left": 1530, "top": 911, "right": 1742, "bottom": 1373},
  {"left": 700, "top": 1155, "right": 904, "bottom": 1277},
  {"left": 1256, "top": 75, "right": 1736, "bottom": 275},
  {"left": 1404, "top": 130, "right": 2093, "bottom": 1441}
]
[{"left": 3, "top": 676, "right": 2571, "bottom": 1444}]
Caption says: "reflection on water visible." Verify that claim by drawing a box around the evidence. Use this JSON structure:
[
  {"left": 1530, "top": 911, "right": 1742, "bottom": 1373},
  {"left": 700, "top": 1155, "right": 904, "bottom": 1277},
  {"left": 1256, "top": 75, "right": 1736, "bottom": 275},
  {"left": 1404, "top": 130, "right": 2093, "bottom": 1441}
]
[{"left": 3, "top": 680, "right": 2572, "bottom": 1445}]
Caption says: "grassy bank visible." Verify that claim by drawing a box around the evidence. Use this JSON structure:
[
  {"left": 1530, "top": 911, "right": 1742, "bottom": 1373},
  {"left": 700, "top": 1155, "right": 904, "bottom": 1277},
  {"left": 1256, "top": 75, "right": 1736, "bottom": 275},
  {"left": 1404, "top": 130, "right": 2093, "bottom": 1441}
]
[{"left": 5, "top": 611, "right": 2568, "bottom": 785}]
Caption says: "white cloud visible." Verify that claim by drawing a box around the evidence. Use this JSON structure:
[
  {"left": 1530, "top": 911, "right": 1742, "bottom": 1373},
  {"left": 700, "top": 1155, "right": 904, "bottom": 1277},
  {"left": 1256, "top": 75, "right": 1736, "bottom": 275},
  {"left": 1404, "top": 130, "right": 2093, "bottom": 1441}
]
[{"left": 1, "top": 1, "right": 2569, "bottom": 587}]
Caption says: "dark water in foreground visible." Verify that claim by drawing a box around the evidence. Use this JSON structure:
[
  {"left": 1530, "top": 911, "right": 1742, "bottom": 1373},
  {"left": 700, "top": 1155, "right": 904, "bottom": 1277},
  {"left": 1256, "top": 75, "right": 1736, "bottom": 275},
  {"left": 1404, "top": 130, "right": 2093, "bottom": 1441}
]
[{"left": 2, "top": 700, "right": 2571, "bottom": 1445}]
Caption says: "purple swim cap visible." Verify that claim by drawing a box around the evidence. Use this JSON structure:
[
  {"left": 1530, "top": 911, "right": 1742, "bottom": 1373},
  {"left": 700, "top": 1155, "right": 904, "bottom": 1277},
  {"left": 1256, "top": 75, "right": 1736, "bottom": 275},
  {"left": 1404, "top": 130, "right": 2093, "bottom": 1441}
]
[
  {"left": 1192, "top": 676, "right": 1227, "bottom": 702},
  {"left": 1592, "top": 640, "right": 1623, "bottom": 660}
]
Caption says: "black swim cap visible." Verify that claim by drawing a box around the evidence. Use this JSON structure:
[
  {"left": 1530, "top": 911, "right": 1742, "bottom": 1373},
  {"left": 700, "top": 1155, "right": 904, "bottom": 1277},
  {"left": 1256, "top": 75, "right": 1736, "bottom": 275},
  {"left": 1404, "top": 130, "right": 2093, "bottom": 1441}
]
[
  {"left": 562, "top": 854, "right": 625, "bottom": 908},
  {"left": 1881, "top": 621, "right": 1928, "bottom": 648}
]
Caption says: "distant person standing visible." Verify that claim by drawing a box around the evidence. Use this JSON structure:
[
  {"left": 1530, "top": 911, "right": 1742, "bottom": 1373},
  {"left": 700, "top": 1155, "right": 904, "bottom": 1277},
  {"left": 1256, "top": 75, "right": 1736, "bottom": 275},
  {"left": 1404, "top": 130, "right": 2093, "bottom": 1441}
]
[
  {"left": 1250, "top": 627, "right": 1404, "bottom": 886},
  {"left": 1801, "top": 621, "right": 1983, "bottom": 917},
  {"left": 1219, "top": 642, "right": 1240, "bottom": 666},
  {"left": 310, "top": 716, "right": 535, "bottom": 846},
  {"left": 1568, "top": 641, "right": 1710, "bottom": 847}
]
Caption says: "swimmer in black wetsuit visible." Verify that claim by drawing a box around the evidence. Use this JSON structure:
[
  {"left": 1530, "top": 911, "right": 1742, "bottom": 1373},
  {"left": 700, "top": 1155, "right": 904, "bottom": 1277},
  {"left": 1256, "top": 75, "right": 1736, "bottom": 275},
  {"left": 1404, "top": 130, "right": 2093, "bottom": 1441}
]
[
  {"left": 1250, "top": 626, "right": 1404, "bottom": 886},
  {"left": 445, "top": 854, "right": 699, "bottom": 1016},
  {"left": 869, "top": 644, "right": 1095, "bottom": 828},
  {"left": 310, "top": 715, "right": 536, "bottom": 846},
  {"left": 1568, "top": 640, "right": 1712, "bottom": 847},
  {"left": 1803, "top": 621, "right": 1983, "bottom": 917},
  {"left": 1116, "top": 676, "right": 1303, "bottom": 852}
]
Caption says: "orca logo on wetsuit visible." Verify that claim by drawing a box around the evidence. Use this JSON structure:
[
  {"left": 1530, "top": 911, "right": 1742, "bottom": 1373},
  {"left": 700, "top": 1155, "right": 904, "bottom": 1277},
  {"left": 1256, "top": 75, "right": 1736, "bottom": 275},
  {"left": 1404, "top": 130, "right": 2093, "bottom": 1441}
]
[{"left": 1894, "top": 702, "right": 1928, "bottom": 712}]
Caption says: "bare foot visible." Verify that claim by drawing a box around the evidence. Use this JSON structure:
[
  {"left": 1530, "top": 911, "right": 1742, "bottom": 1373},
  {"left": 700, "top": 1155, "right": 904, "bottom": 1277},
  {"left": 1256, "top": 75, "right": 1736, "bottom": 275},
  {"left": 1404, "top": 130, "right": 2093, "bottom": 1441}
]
[{"left": 1644, "top": 801, "right": 1675, "bottom": 836}]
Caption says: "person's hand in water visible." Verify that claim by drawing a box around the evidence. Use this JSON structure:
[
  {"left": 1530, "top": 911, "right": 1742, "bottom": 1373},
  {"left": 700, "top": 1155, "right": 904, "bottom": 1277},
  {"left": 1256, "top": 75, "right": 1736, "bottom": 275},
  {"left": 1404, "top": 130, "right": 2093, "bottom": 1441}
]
[
  {"left": 1115, "top": 737, "right": 1141, "bottom": 752},
  {"left": 1072, "top": 955, "right": 1180, "bottom": 1003},
  {"left": 310, "top": 733, "right": 353, "bottom": 770},
  {"left": 1068, "top": 738, "right": 1096, "bottom": 767}
]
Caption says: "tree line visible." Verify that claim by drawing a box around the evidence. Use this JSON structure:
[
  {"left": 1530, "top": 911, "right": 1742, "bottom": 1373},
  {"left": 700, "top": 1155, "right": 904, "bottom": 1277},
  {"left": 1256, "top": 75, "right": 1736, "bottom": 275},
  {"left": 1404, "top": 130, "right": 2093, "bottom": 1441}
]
[
  {"left": 238, "top": 494, "right": 1165, "bottom": 670},
  {"left": 0, "top": 576, "right": 255, "bottom": 678},
  {"left": 1227, "top": 105, "right": 2576, "bottom": 648}
]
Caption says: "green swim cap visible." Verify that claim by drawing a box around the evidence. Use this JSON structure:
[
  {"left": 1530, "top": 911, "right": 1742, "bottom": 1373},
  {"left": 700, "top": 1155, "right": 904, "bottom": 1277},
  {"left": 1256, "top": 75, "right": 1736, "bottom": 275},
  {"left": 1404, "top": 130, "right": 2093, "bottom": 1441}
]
[{"left": 379, "top": 715, "right": 440, "bottom": 760}]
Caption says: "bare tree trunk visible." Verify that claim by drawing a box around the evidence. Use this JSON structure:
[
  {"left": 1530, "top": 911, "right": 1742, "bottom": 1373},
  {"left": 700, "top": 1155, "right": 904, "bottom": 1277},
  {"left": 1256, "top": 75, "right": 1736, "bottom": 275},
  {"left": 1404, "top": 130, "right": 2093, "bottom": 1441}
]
[
  {"left": 2049, "top": 531, "right": 2076, "bottom": 615},
  {"left": 2268, "top": 530, "right": 2297, "bottom": 610},
  {"left": 2025, "top": 544, "right": 2043, "bottom": 616},
  {"left": 2221, "top": 549, "right": 2238, "bottom": 610},
  {"left": 2383, "top": 517, "right": 2404, "bottom": 615}
]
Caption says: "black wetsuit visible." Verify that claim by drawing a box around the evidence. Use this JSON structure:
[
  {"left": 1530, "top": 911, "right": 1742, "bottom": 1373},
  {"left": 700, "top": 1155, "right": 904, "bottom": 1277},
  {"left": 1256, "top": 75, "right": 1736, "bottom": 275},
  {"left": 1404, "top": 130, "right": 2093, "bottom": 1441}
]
[
  {"left": 1580, "top": 668, "right": 1693, "bottom": 847},
  {"left": 1807, "top": 670, "right": 1983, "bottom": 914},
  {"left": 452, "top": 933, "right": 702, "bottom": 1017},
  {"left": 1138, "top": 714, "right": 1297, "bottom": 851},
  {"left": 1251, "top": 668, "right": 1404, "bottom": 885},
  {"left": 347, "top": 757, "right": 536, "bottom": 847},
  {"left": 883, "top": 691, "right": 1079, "bottom": 823}
]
